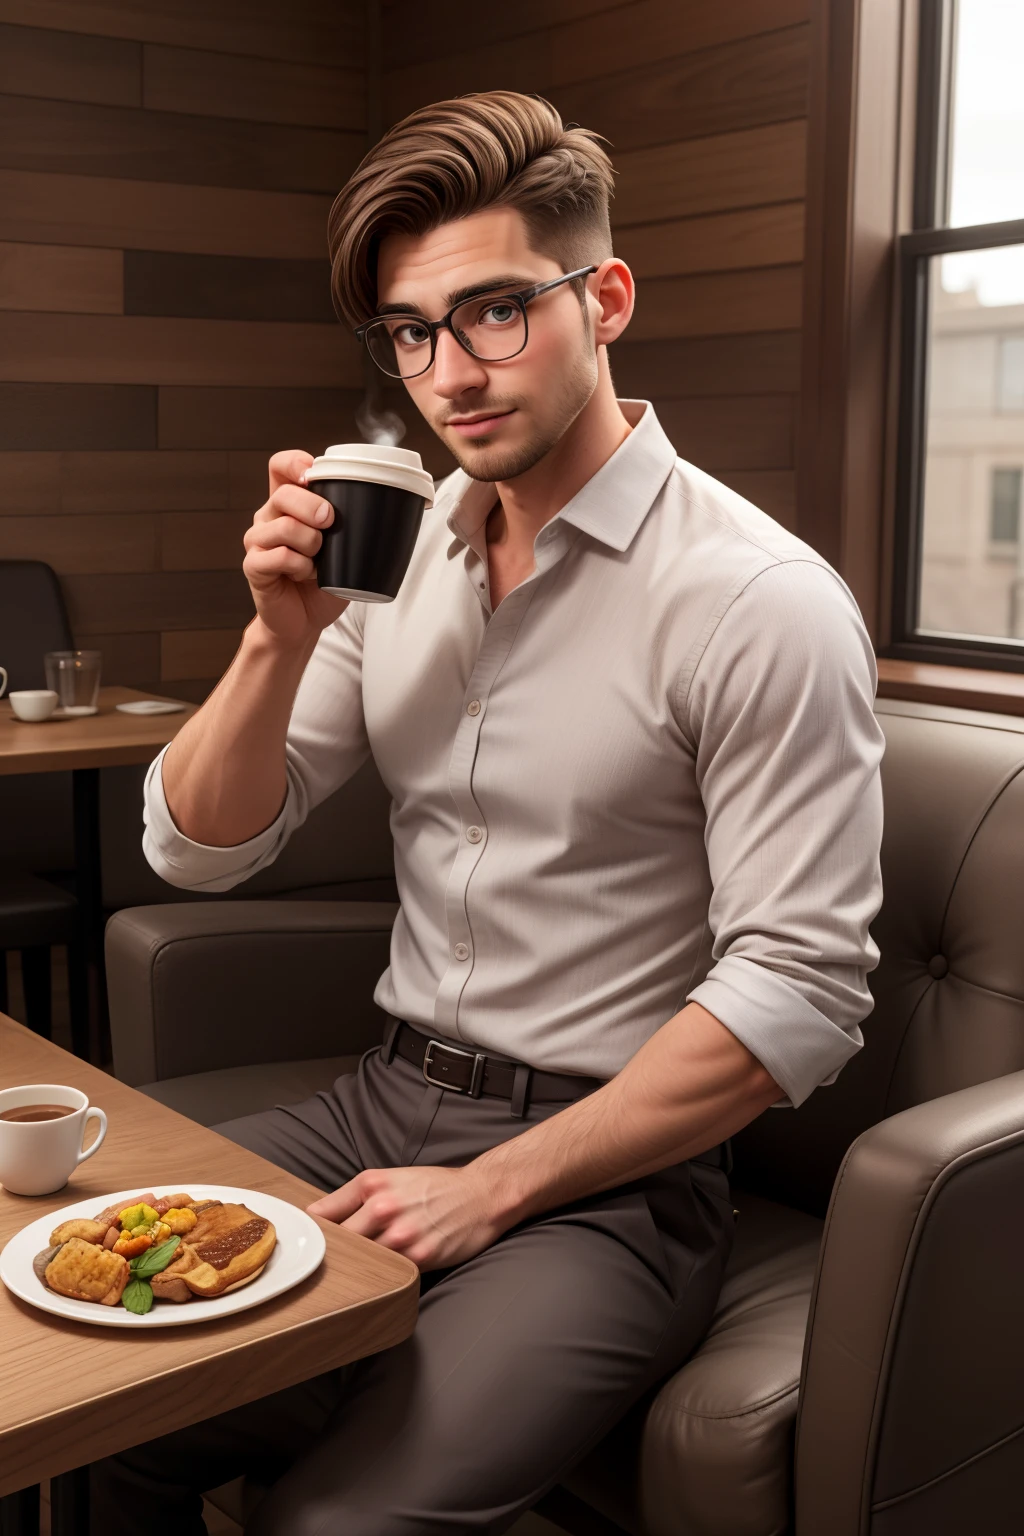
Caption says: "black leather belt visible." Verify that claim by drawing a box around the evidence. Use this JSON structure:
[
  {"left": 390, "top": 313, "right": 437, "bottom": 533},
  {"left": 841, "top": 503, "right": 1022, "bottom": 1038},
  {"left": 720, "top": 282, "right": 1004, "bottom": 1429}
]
[{"left": 383, "top": 1018, "right": 604, "bottom": 1114}]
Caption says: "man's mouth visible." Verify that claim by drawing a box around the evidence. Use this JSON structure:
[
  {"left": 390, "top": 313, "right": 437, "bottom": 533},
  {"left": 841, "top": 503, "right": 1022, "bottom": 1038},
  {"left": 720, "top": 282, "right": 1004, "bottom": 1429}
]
[{"left": 444, "top": 409, "right": 515, "bottom": 439}]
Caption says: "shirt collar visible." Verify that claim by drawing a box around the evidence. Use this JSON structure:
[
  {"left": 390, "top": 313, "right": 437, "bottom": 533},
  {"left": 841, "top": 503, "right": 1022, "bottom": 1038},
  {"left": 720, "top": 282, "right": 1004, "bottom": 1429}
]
[{"left": 442, "top": 401, "right": 676, "bottom": 556}]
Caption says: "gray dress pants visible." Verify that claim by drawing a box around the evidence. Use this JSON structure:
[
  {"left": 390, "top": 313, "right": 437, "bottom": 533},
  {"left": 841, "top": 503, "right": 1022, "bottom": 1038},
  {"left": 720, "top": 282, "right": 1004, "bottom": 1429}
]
[{"left": 91, "top": 1033, "right": 735, "bottom": 1536}]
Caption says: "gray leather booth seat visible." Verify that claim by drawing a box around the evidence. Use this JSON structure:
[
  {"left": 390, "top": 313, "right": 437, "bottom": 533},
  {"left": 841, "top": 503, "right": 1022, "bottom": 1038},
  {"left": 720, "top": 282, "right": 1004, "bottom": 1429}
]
[{"left": 107, "top": 698, "right": 1024, "bottom": 1535}]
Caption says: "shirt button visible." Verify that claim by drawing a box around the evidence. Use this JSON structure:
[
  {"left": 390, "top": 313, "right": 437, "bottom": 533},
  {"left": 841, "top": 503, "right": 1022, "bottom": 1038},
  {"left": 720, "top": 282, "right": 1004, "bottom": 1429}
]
[
  {"left": 453, "top": 943, "right": 470, "bottom": 961},
  {"left": 466, "top": 699, "right": 481, "bottom": 715},
  {"left": 466, "top": 825, "right": 483, "bottom": 843}
]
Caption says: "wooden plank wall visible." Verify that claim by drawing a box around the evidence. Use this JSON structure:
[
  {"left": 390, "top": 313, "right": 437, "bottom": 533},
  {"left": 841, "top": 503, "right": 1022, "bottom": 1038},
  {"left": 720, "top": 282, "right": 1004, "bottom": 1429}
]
[
  {"left": 380, "top": 0, "right": 809, "bottom": 529},
  {"left": 0, "top": 1, "right": 366, "bottom": 701}
]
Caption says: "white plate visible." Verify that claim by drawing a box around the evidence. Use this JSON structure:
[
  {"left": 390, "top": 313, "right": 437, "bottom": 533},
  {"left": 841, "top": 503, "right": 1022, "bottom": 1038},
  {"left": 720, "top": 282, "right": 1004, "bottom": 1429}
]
[
  {"left": 115, "top": 700, "right": 187, "bottom": 715},
  {"left": 0, "top": 1184, "right": 326, "bottom": 1328}
]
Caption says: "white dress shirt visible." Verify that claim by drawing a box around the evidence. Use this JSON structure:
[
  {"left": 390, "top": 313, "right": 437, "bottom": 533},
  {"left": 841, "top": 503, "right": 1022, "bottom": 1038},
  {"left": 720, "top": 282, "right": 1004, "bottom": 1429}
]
[{"left": 144, "top": 402, "right": 884, "bottom": 1107}]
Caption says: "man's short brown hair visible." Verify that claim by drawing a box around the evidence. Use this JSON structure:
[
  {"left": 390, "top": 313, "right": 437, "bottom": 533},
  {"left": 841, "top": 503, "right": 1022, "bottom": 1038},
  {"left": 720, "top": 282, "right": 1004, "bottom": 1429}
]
[{"left": 328, "top": 91, "right": 614, "bottom": 327}]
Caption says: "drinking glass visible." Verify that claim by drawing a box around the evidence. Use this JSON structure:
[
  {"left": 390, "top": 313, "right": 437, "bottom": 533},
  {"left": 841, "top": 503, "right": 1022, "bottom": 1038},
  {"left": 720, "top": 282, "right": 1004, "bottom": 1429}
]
[{"left": 44, "top": 650, "right": 102, "bottom": 715}]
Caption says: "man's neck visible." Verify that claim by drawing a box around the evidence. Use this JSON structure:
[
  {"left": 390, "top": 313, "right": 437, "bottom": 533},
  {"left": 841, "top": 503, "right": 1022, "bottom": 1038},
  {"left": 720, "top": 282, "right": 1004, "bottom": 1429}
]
[{"left": 488, "top": 361, "right": 631, "bottom": 553}]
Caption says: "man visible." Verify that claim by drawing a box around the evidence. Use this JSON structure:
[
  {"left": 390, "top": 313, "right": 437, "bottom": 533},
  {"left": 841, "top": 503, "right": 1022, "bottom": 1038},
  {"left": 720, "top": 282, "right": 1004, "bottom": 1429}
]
[{"left": 95, "top": 92, "right": 883, "bottom": 1533}]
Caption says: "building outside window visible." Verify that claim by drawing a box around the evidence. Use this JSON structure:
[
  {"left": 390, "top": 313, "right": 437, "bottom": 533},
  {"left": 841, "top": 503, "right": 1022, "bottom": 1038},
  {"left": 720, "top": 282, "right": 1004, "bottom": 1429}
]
[{"left": 894, "top": 0, "right": 1024, "bottom": 659}]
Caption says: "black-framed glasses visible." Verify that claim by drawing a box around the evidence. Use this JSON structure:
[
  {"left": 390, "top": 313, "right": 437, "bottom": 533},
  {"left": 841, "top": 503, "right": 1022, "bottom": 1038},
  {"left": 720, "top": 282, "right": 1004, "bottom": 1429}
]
[{"left": 354, "top": 265, "right": 599, "bottom": 380}]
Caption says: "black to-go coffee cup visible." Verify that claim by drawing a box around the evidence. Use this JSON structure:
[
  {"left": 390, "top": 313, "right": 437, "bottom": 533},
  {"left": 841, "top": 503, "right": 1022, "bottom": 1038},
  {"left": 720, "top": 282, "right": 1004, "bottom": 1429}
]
[{"left": 306, "top": 443, "right": 435, "bottom": 602}]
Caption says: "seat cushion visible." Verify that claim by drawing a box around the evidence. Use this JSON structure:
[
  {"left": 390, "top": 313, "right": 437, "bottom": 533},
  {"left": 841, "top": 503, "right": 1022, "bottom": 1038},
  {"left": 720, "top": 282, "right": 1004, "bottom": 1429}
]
[
  {"left": 565, "top": 1191, "right": 823, "bottom": 1536},
  {"left": 139, "top": 1055, "right": 363, "bottom": 1127}
]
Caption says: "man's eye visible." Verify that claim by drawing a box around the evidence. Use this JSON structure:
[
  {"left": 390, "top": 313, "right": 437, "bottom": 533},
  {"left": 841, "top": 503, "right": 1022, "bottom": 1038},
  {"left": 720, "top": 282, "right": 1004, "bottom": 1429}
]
[
  {"left": 480, "top": 303, "right": 517, "bottom": 325},
  {"left": 392, "top": 322, "right": 430, "bottom": 347}
]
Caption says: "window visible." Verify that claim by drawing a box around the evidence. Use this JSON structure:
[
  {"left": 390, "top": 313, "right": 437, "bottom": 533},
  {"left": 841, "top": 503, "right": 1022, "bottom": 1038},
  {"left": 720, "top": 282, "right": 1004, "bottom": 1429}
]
[
  {"left": 989, "top": 467, "right": 1021, "bottom": 544},
  {"left": 893, "top": 0, "right": 1024, "bottom": 663}
]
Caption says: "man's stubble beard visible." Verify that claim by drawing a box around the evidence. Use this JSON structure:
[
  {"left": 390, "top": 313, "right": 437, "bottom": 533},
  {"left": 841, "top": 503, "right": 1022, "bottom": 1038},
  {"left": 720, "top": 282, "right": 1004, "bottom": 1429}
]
[{"left": 432, "top": 347, "right": 598, "bottom": 484}]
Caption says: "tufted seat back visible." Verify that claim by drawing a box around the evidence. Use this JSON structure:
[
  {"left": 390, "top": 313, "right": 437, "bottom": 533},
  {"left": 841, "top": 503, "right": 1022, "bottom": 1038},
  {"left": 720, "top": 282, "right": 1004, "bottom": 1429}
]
[{"left": 732, "top": 697, "right": 1024, "bottom": 1216}]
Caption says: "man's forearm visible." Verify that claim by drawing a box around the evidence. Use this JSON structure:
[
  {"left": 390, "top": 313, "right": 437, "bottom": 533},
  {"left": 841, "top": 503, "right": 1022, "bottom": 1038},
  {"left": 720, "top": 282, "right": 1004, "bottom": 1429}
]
[
  {"left": 472, "top": 1002, "right": 780, "bottom": 1224},
  {"left": 161, "top": 617, "right": 317, "bottom": 847}
]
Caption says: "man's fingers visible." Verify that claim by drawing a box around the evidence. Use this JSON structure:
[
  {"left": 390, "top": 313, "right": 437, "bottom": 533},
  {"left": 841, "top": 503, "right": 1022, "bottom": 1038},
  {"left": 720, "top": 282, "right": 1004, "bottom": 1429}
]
[
  {"left": 306, "top": 1178, "right": 368, "bottom": 1224},
  {"left": 267, "top": 449, "right": 315, "bottom": 496},
  {"left": 255, "top": 483, "right": 333, "bottom": 529},
  {"left": 243, "top": 545, "right": 314, "bottom": 587},
  {"left": 245, "top": 516, "right": 322, "bottom": 560}
]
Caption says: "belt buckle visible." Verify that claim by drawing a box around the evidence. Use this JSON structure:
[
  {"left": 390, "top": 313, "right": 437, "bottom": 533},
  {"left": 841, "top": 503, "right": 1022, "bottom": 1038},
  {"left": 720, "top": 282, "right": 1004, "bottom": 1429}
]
[{"left": 422, "top": 1038, "right": 486, "bottom": 1097}]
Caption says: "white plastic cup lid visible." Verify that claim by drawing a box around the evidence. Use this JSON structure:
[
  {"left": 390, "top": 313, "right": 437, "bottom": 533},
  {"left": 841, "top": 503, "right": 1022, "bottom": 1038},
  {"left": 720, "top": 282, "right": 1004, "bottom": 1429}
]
[{"left": 305, "top": 443, "right": 434, "bottom": 507}]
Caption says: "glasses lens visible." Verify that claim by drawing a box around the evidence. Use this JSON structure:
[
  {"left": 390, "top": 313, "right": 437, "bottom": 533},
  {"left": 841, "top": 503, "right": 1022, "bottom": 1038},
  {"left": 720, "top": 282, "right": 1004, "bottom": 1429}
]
[
  {"left": 450, "top": 295, "right": 526, "bottom": 361},
  {"left": 364, "top": 317, "right": 433, "bottom": 378}
]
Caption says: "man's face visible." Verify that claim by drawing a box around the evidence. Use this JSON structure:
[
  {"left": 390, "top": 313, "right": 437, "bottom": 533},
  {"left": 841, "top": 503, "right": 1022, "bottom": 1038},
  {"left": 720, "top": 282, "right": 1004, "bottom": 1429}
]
[{"left": 375, "top": 207, "right": 600, "bottom": 482}]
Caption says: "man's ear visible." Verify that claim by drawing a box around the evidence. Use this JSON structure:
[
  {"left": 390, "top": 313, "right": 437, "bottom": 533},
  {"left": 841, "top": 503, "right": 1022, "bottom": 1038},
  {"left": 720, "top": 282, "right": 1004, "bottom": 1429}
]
[{"left": 589, "top": 258, "right": 634, "bottom": 347}]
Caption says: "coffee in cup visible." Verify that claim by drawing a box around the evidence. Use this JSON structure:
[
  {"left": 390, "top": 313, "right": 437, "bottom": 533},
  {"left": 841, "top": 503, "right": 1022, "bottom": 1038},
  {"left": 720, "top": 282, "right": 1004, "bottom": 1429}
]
[
  {"left": 0, "top": 1083, "right": 107, "bottom": 1196},
  {"left": 305, "top": 443, "right": 435, "bottom": 602}
]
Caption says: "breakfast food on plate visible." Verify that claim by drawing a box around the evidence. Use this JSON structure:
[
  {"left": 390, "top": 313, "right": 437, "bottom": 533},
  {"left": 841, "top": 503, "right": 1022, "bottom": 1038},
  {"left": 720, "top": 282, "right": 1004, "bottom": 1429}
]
[
  {"left": 43, "top": 1237, "right": 130, "bottom": 1306},
  {"left": 177, "top": 1203, "right": 277, "bottom": 1297},
  {"left": 34, "top": 1191, "right": 277, "bottom": 1314}
]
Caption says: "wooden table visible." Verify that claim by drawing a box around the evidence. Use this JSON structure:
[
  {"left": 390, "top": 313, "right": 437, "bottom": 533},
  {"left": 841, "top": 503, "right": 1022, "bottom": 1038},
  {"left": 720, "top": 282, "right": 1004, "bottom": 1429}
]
[
  {"left": 0, "top": 1015, "right": 419, "bottom": 1530},
  {"left": 0, "top": 687, "right": 197, "bottom": 1058}
]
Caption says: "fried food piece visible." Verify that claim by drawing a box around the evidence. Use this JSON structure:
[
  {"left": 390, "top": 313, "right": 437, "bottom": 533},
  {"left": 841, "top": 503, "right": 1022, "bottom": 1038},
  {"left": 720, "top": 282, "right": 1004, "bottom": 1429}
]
[
  {"left": 161, "top": 1208, "right": 198, "bottom": 1236},
  {"left": 112, "top": 1232, "right": 153, "bottom": 1259},
  {"left": 182, "top": 1204, "right": 276, "bottom": 1298},
  {"left": 44, "top": 1237, "right": 130, "bottom": 1306},
  {"left": 93, "top": 1193, "right": 157, "bottom": 1229},
  {"left": 150, "top": 1242, "right": 199, "bottom": 1304},
  {"left": 50, "top": 1218, "right": 109, "bottom": 1247},
  {"left": 34, "top": 1244, "right": 62, "bottom": 1282},
  {"left": 186, "top": 1199, "right": 222, "bottom": 1217},
  {"left": 152, "top": 1193, "right": 194, "bottom": 1216}
]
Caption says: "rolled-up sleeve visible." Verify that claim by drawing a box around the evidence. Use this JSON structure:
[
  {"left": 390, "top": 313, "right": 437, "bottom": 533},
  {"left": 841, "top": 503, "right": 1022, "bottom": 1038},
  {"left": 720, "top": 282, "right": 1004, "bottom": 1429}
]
[
  {"left": 684, "top": 558, "right": 884, "bottom": 1107},
  {"left": 143, "top": 604, "right": 372, "bottom": 891}
]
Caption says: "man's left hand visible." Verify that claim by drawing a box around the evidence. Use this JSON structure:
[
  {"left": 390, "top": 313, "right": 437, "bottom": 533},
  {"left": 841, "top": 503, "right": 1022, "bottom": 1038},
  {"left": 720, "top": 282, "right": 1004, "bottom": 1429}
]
[{"left": 306, "top": 1165, "right": 512, "bottom": 1271}]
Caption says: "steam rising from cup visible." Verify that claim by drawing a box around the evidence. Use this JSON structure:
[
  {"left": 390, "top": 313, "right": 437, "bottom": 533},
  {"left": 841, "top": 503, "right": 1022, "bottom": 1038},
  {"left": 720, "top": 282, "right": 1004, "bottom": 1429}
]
[{"left": 356, "top": 397, "right": 407, "bottom": 448}]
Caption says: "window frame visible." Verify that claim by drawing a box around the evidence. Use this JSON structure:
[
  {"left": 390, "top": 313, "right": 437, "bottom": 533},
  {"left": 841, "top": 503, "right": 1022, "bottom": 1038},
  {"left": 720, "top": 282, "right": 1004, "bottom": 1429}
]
[{"left": 888, "top": 0, "right": 1024, "bottom": 671}]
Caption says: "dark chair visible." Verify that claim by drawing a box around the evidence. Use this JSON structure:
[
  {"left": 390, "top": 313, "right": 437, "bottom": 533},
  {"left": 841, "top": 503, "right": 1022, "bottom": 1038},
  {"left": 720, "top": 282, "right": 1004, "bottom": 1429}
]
[{"left": 0, "top": 561, "right": 88, "bottom": 1047}]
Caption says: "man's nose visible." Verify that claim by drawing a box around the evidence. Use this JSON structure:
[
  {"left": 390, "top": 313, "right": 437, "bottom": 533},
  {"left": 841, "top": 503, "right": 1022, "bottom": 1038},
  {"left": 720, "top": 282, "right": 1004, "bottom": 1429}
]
[{"left": 431, "top": 327, "right": 489, "bottom": 399}]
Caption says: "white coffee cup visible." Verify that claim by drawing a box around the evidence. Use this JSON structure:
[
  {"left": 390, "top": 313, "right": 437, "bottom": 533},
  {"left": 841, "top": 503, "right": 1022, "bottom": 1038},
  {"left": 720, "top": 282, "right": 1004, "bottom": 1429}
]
[
  {"left": 0, "top": 1084, "right": 108, "bottom": 1196},
  {"left": 9, "top": 689, "right": 59, "bottom": 722}
]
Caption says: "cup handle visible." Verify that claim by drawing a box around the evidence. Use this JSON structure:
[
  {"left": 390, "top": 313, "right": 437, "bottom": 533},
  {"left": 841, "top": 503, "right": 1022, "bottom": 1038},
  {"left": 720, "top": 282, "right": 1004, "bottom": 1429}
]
[
  {"left": 77, "top": 1106, "right": 107, "bottom": 1165},
  {"left": 0, "top": 666, "right": 7, "bottom": 698}
]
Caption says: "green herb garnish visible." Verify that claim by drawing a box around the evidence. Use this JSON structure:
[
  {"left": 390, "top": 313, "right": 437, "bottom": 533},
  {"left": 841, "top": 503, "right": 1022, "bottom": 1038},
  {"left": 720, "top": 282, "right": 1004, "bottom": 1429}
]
[
  {"left": 129, "top": 1236, "right": 181, "bottom": 1279},
  {"left": 122, "top": 1278, "right": 154, "bottom": 1315}
]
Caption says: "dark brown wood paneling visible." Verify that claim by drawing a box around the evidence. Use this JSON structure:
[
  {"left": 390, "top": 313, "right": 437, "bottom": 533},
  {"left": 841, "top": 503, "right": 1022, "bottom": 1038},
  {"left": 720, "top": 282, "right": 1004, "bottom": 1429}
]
[
  {"left": 0, "top": 313, "right": 361, "bottom": 387},
  {"left": 0, "top": 241, "right": 123, "bottom": 313},
  {"left": 63, "top": 569, "right": 254, "bottom": 635},
  {"left": 550, "top": 0, "right": 811, "bottom": 86},
  {"left": 0, "top": 22, "right": 140, "bottom": 106},
  {"left": 0, "top": 512, "right": 158, "bottom": 572},
  {"left": 381, "top": 0, "right": 625, "bottom": 69},
  {"left": 0, "top": 384, "right": 156, "bottom": 449},
  {"left": 228, "top": 451, "right": 273, "bottom": 509},
  {"left": 60, "top": 451, "right": 228, "bottom": 513},
  {"left": 0, "top": 452, "right": 60, "bottom": 511},
  {"left": 143, "top": 45, "right": 365, "bottom": 132},
  {"left": 610, "top": 332, "right": 802, "bottom": 398},
  {"left": 0, "top": 169, "right": 333, "bottom": 258},
  {"left": 383, "top": 36, "right": 549, "bottom": 126},
  {"left": 161, "top": 627, "right": 243, "bottom": 680},
  {"left": 123, "top": 252, "right": 335, "bottom": 322},
  {"left": 615, "top": 202, "right": 804, "bottom": 280},
  {"left": 717, "top": 469, "right": 796, "bottom": 526},
  {"left": 0, "top": 96, "right": 363, "bottom": 195},
  {"left": 656, "top": 395, "right": 794, "bottom": 470},
  {"left": 630, "top": 266, "right": 802, "bottom": 340},
  {"left": 83, "top": 630, "right": 162, "bottom": 686},
  {"left": 554, "top": 25, "right": 809, "bottom": 153},
  {"left": 159, "top": 510, "right": 251, "bottom": 571},
  {"left": 612, "top": 120, "right": 807, "bottom": 227},
  {"left": 0, "top": 2, "right": 365, "bottom": 68},
  {"left": 159, "top": 387, "right": 364, "bottom": 450}
]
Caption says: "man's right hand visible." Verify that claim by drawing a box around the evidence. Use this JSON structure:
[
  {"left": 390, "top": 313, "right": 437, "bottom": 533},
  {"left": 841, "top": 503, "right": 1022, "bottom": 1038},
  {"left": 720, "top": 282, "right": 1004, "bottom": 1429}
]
[{"left": 242, "top": 450, "right": 349, "bottom": 649}]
